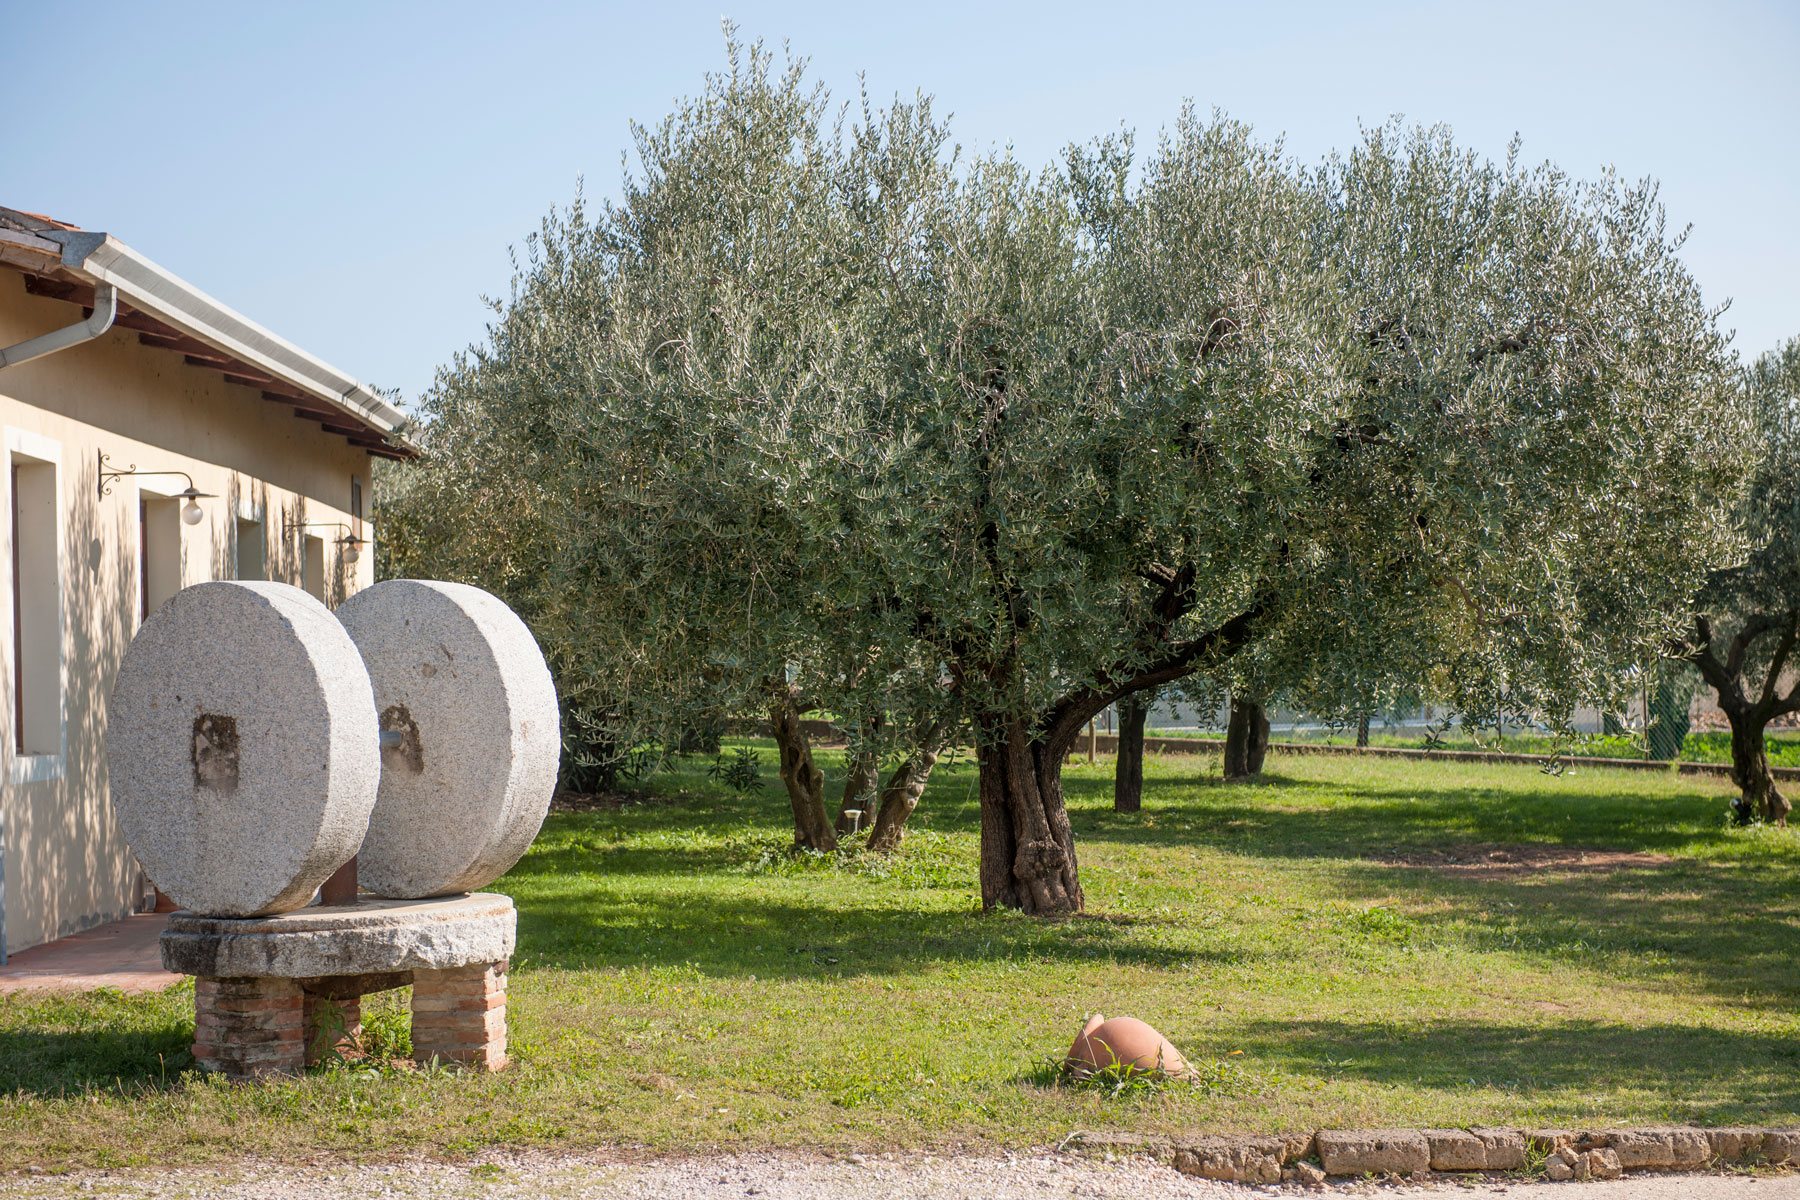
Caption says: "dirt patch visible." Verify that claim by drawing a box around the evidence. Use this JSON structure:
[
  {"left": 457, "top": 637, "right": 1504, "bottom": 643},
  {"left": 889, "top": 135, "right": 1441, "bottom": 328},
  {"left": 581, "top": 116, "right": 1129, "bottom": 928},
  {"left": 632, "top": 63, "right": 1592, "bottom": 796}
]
[{"left": 1376, "top": 843, "right": 1673, "bottom": 880}]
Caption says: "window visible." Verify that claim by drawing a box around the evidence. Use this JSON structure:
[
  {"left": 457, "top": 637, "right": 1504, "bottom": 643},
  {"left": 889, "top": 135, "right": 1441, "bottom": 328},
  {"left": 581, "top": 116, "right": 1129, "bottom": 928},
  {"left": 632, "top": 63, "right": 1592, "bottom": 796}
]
[
  {"left": 139, "top": 496, "right": 181, "bottom": 620},
  {"left": 235, "top": 518, "right": 264, "bottom": 581},
  {"left": 8, "top": 433, "right": 61, "bottom": 763},
  {"left": 303, "top": 534, "right": 325, "bottom": 601}
]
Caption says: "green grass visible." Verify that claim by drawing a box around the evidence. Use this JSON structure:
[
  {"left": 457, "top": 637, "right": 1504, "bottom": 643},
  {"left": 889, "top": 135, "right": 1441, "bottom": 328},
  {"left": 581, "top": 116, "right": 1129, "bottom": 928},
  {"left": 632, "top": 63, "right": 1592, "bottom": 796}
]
[{"left": 3, "top": 742, "right": 1798, "bottom": 1168}]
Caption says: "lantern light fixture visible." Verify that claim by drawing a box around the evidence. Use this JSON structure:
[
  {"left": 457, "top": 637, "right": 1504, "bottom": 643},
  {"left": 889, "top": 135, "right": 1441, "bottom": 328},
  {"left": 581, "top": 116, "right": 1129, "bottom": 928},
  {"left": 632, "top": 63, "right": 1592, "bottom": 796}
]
[
  {"left": 97, "top": 452, "right": 215, "bottom": 525},
  {"left": 298, "top": 521, "right": 366, "bottom": 565}
]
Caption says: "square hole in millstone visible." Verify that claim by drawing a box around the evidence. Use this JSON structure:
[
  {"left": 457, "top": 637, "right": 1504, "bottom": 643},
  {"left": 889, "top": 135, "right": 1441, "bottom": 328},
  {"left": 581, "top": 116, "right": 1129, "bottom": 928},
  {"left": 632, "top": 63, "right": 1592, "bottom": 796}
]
[{"left": 192, "top": 713, "right": 240, "bottom": 792}]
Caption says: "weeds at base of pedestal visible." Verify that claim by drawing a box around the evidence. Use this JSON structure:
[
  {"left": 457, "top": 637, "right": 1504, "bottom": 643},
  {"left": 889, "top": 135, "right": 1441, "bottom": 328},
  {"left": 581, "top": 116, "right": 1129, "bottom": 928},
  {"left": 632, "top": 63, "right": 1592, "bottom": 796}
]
[
  {"left": 309, "top": 989, "right": 413, "bottom": 1075},
  {"left": 359, "top": 990, "right": 414, "bottom": 1062}
]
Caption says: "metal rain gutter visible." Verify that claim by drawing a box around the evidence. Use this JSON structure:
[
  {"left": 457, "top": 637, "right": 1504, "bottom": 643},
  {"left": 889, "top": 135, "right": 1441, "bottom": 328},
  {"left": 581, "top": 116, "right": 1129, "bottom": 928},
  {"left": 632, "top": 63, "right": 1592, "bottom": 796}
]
[
  {"left": 42, "top": 229, "right": 410, "bottom": 442},
  {"left": 0, "top": 280, "right": 116, "bottom": 369}
]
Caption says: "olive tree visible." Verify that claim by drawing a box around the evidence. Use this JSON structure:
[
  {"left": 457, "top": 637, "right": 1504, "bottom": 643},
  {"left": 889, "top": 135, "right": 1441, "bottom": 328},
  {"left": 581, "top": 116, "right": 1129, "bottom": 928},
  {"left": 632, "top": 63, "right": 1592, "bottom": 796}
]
[
  {"left": 1671, "top": 337, "right": 1800, "bottom": 823},
  {"left": 853, "top": 118, "right": 1749, "bottom": 912},
  {"left": 382, "top": 41, "right": 967, "bottom": 850},
  {"left": 1084, "top": 126, "right": 1753, "bottom": 822},
  {"left": 387, "top": 43, "right": 1749, "bottom": 912}
]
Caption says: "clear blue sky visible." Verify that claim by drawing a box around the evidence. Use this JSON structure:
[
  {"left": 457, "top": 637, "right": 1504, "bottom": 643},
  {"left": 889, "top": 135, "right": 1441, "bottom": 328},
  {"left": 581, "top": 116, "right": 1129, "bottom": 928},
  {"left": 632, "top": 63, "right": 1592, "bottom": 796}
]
[{"left": 4, "top": 1, "right": 1796, "bottom": 408}]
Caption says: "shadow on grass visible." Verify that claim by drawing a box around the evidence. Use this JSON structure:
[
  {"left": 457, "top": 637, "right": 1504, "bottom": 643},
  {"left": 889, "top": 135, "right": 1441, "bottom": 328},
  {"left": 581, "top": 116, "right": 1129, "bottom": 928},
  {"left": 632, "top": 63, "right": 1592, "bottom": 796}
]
[
  {"left": 1332, "top": 855, "right": 1800, "bottom": 1005},
  {"left": 509, "top": 752, "right": 1798, "bottom": 1011},
  {"left": 0, "top": 1023, "right": 193, "bottom": 1096},
  {"left": 509, "top": 887, "right": 1237, "bottom": 977},
  {"left": 1234, "top": 1016, "right": 1800, "bottom": 1121},
  {"left": 1068, "top": 771, "right": 1750, "bottom": 860}
]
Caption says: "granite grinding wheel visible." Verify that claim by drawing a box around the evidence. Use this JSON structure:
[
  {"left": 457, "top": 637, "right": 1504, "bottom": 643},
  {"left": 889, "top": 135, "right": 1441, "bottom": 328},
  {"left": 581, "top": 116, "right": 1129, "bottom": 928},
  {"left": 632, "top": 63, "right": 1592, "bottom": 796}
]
[
  {"left": 106, "top": 581, "right": 381, "bottom": 917},
  {"left": 336, "top": 579, "right": 560, "bottom": 899}
]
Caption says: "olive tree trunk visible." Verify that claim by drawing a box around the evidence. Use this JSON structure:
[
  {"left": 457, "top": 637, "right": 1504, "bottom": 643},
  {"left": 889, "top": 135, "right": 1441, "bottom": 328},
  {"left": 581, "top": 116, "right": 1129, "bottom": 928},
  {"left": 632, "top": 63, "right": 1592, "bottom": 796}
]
[
  {"left": 1114, "top": 695, "right": 1148, "bottom": 813},
  {"left": 963, "top": 601, "right": 1269, "bottom": 914},
  {"left": 770, "top": 690, "right": 837, "bottom": 851},
  {"left": 976, "top": 714, "right": 1084, "bottom": 914},
  {"left": 1680, "top": 613, "right": 1798, "bottom": 827},
  {"left": 1222, "top": 695, "right": 1270, "bottom": 779},
  {"left": 866, "top": 746, "right": 942, "bottom": 852},
  {"left": 835, "top": 748, "right": 880, "bottom": 835},
  {"left": 1727, "top": 709, "right": 1791, "bottom": 825}
]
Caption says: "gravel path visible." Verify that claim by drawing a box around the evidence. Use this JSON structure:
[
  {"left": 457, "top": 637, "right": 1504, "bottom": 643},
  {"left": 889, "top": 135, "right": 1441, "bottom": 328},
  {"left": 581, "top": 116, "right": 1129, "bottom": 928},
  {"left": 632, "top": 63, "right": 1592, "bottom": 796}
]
[{"left": 3, "top": 1152, "right": 1796, "bottom": 1200}]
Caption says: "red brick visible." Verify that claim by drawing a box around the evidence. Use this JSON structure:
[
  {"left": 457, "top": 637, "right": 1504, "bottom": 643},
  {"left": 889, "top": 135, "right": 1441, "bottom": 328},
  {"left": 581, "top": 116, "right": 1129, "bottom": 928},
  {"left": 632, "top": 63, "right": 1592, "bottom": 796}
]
[
  {"left": 419, "top": 965, "right": 504, "bottom": 983},
  {"left": 410, "top": 990, "right": 505, "bottom": 1013},
  {"left": 203, "top": 996, "right": 302, "bottom": 1016},
  {"left": 414, "top": 1007, "right": 505, "bottom": 1033},
  {"left": 405, "top": 960, "right": 509, "bottom": 1073},
  {"left": 189, "top": 978, "right": 312, "bottom": 1079},
  {"left": 207, "top": 1006, "right": 305, "bottom": 1028},
  {"left": 200, "top": 978, "right": 299, "bottom": 1000},
  {"left": 196, "top": 1046, "right": 302, "bottom": 1074},
  {"left": 202, "top": 1025, "right": 305, "bottom": 1048}
]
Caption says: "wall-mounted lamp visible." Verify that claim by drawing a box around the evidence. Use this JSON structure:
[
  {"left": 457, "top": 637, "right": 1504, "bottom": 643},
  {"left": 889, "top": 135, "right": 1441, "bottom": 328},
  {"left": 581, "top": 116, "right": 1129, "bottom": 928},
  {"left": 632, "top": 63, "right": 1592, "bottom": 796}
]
[
  {"left": 98, "top": 452, "right": 215, "bottom": 525},
  {"left": 298, "top": 521, "right": 366, "bottom": 565}
]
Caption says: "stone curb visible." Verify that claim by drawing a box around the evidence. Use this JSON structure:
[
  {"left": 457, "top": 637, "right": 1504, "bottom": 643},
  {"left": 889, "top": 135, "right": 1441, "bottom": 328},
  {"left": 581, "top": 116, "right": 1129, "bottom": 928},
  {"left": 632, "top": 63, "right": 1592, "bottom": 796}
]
[{"left": 1143, "top": 1125, "right": 1800, "bottom": 1184}]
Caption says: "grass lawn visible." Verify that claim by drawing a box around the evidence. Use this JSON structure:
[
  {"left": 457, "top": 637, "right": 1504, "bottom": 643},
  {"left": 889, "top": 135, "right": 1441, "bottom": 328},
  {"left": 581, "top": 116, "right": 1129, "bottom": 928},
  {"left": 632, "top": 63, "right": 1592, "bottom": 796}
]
[{"left": 3, "top": 742, "right": 1798, "bottom": 1168}]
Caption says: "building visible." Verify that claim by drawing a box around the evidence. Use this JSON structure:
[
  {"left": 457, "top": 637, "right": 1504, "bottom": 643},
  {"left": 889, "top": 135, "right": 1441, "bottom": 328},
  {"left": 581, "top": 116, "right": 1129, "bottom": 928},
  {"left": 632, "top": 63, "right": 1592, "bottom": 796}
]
[{"left": 0, "top": 205, "right": 413, "bottom": 959}]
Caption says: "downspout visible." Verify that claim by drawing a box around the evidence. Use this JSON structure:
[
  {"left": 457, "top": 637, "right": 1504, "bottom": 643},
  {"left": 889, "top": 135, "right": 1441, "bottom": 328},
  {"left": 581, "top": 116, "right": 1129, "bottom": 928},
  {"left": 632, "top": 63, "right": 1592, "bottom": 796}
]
[{"left": 0, "top": 283, "right": 118, "bottom": 370}]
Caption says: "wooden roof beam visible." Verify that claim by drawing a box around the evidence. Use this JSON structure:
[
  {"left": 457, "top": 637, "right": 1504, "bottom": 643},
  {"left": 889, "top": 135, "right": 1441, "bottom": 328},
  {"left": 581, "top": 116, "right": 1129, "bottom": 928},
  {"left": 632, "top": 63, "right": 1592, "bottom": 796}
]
[
  {"left": 21, "top": 274, "right": 87, "bottom": 304},
  {"left": 140, "top": 329, "right": 228, "bottom": 358},
  {"left": 355, "top": 441, "right": 409, "bottom": 460},
  {"left": 297, "top": 409, "right": 369, "bottom": 437}
]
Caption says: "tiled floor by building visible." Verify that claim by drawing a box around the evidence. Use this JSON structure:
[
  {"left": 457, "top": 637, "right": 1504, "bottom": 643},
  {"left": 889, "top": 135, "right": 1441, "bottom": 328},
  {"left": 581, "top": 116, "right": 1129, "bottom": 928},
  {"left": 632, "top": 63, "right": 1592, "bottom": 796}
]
[{"left": 0, "top": 913, "right": 180, "bottom": 992}]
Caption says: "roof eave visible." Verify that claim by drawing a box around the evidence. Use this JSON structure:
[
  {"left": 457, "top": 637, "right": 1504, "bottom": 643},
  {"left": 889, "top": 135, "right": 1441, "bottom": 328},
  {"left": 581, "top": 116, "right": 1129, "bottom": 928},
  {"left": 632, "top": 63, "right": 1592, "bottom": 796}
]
[{"left": 42, "top": 228, "right": 412, "bottom": 447}]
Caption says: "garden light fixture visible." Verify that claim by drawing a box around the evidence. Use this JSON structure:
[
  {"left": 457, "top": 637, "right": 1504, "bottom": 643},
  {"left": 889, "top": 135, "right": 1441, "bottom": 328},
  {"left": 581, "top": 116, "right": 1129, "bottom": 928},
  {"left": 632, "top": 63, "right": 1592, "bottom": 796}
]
[
  {"left": 299, "top": 521, "right": 366, "bottom": 564},
  {"left": 97, "top": 452, "right": 215, "bottom": 525}
]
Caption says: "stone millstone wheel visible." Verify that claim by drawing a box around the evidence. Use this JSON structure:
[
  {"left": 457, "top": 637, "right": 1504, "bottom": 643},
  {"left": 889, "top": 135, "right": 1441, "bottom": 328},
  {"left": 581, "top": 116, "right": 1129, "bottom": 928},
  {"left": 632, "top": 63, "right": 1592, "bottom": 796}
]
[
  {"left": 107, "top": 582, "right": 381, "bottom": 917},
  {"left": 336, "top": 580, "right": 560, "bottom": 899}
]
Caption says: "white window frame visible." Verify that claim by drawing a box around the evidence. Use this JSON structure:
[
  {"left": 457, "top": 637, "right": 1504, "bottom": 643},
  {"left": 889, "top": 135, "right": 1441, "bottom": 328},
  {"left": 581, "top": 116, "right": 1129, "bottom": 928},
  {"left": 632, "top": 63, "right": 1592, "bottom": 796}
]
[
  {"left": 4, "top": 426, "right": 67, "bottom": 785},
  {"left": 133, "top": 476, "right": 187, "bottom": 629}
]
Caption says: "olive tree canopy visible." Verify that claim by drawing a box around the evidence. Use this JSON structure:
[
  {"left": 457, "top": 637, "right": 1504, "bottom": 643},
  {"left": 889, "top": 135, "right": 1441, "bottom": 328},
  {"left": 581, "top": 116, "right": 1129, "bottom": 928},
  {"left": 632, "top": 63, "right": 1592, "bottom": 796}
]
[{"left": 384, "top": 43, "right": 1752, "bottom": 912}]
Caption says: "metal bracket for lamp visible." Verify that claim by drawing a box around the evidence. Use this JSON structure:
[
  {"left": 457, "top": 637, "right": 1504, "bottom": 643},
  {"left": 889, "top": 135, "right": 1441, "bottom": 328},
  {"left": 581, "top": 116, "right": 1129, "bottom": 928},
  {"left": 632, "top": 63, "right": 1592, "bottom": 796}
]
[
  {"left": 97, "top": 451, "right": 215, "bottom": 524},
  {"left": 297, "top": 521, "right": 366, "bottom": 564}
]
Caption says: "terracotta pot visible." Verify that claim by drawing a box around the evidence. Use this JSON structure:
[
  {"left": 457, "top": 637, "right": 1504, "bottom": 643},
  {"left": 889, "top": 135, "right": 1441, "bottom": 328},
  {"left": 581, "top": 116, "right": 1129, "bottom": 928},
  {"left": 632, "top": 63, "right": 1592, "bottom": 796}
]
[{"left": 1065, "top": 1012, "right": 1188, "bottom": 1077}]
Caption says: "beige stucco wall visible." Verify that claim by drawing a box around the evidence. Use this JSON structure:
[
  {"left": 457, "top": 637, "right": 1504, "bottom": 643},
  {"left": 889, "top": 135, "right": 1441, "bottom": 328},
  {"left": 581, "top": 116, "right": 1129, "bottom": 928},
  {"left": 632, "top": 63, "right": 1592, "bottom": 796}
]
[{"left": 0, "top": 270, "right": 379, "bottom": 955}]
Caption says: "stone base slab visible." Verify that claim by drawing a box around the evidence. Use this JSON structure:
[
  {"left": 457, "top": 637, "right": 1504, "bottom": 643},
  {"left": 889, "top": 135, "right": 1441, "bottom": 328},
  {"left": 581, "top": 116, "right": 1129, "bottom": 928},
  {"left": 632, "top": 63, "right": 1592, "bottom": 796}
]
[{"left": 161, "top": 893, "right": 515, "bottom": 978}]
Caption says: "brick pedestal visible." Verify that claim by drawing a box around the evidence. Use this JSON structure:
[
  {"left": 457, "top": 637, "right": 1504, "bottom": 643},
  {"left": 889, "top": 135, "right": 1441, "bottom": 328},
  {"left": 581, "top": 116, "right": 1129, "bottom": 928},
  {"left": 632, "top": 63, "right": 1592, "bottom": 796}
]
[
  {"left": 165, "top": 895, "right": 517, "bottom": 1079},
  {"left": 410, "top": 961, "right": 508, "bottom": 1069},
  {"left": 193, "top": 977, "right": 305, "bottom": 1078}
]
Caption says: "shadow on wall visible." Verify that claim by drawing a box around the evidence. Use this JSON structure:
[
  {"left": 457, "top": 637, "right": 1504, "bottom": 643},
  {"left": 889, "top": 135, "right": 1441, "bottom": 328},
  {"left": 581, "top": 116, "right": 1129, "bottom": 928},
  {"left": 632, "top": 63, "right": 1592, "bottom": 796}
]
[
  {"left": 214, "top": 481, "right": 350, "bottom": 606},
  {"left": 8, "top": 449, "right": 140, "bottom": 954},
  {"left": 8, "top": 458, "right": 353, "bottom": 954}
]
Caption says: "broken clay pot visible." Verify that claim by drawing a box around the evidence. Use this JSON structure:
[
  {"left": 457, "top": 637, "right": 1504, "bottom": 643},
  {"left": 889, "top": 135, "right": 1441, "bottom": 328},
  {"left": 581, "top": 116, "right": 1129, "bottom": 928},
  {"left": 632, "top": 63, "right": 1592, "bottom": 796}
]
[{"left": 1066, "top": 1013, "right": 1189, "bottom": 1077}]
